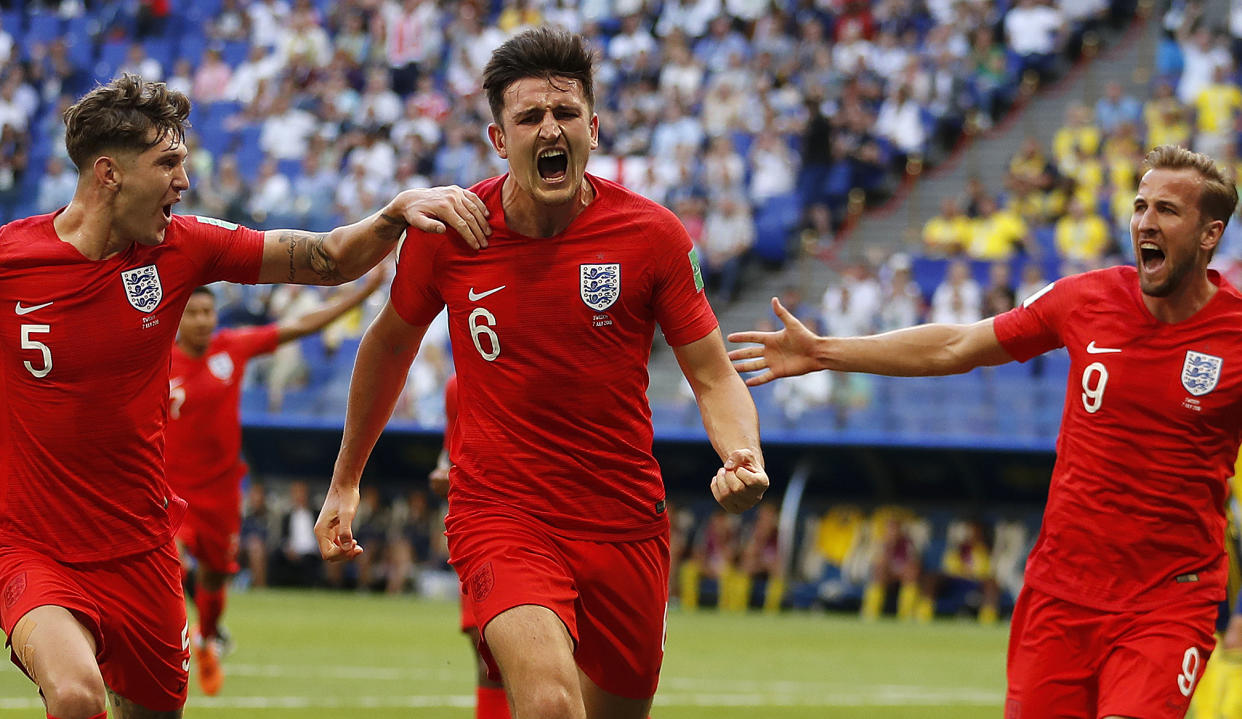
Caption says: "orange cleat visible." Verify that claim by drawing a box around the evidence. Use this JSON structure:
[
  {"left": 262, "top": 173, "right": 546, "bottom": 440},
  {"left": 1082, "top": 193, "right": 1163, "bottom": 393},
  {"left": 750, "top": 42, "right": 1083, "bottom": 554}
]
[{"left": 192, "top": 626, "right": 225, "bottom": 696}]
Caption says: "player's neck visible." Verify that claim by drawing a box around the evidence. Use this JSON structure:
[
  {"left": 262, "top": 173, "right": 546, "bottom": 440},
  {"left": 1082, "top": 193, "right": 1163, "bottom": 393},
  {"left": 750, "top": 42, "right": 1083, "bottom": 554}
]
[
  {"left": 176, "top": 336, "right": 208, "bottom": 358},
  {"left": 54, "top": 190, "right": 132, "bottom": 260},
  {"left": 1142, "top": 270, "right": 1218, "bottom": 324},
  {"left": 501, "top": 175, "right": 594, "bottom": 238}
]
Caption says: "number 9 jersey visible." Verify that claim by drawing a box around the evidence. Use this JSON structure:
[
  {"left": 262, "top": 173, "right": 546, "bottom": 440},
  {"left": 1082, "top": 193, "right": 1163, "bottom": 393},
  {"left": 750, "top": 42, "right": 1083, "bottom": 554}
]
[{"left": 993, "top": 266, "right": 1242, "bottom": 612}]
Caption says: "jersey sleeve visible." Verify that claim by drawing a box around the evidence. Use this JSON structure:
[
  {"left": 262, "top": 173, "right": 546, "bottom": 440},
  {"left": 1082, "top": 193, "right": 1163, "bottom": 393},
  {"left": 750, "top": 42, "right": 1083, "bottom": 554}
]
[
  {"left": 650, "top": 212, "right": 718, "bottom": 347},
  {"left": 222, "top": 325, "right": 281, "bottom": 361},
  {"left": 390, "top": 233, "right": 446, "bottom": 326},
  {"left": 180, "top": 215, "right": 265, "bottom": 285},
  {"left": 992, "top": 279, "right": 1069, "bottom": 362}
]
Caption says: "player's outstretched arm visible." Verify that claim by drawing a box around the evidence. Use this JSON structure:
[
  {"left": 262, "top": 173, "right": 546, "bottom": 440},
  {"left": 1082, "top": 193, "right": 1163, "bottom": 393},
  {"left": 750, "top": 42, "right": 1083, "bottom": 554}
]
[
  {"left": 275, "top": 263, "right": 389, "bottom": 344},
  {"left": 257, "top": 186, "right": 490, "bottom": 286},
  {"left": 673, "top": 328, "right": 768, "bottom": 513},
  {"left": 315, "top": 301, "right": 430, "bottom": 562},
  {"left": 728, "top": 297, "right": 1013, "bottom": 386}
]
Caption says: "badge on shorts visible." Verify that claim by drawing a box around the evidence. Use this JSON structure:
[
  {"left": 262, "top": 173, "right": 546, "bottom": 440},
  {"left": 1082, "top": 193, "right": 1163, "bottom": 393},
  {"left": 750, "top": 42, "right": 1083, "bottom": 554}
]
[
  {"left": 1182, "top": 351, "right": 1222, "bottom": 396},
  {"left": 580, "top": 263, "right": 620, "bottom": 311},
  {"left": 3, "top": 572, "right": 26, "bottom": 610},
  {"left": 121, "top": 264, "right": 163, "bottom": 313},
  {"left": 470, "top": 562, "right": 494, "bottom": 602}
]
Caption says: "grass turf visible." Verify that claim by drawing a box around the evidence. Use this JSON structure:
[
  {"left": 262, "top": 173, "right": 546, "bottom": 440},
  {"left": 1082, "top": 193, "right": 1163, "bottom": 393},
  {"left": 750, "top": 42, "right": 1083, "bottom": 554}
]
[{"left": 0, "top": 589, "right": 1007, "bottom": 718}]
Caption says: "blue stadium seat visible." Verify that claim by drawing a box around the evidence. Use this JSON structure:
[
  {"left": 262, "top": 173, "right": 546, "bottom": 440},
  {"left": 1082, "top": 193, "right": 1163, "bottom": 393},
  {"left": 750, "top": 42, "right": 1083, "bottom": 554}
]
[
  {"left": 177, "top": 32, "right": 209, "bottom": 66},
  {"left": 221, "top": 40, "right": 250, "bottom": 67},
  {"left": 95, "top": 40, "right": 130, "bottom": 81}
]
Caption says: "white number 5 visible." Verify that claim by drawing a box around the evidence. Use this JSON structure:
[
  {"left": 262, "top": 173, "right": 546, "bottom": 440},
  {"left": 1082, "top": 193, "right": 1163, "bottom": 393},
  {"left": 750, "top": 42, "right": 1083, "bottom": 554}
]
[
  {"left": 1081, "top": 362, "right": 1108, "bottom": 413},
  {"left": 21, "top": 324, "right": 52, "bottom": 378}
]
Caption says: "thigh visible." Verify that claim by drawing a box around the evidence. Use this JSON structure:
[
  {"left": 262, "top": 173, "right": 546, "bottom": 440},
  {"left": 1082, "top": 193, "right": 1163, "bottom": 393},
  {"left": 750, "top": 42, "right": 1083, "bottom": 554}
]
[
  {"left": 1005, "top": 587, "right": 1098, "bottom": 719},
  {"left": 0, "top": 545, "right": 105, "bottom": 684},
  {"left": 569, "top": 533, "right": 670, "bottom": 702},
  {"left": 1097, "top": 601, "right": 1218, "bottom": 719},
  {"left": 89, "top": 541, "right": 190, "bottom": 713},
  {"left": 484, "top": 604, "right": 581, "bottom": 712},
  {"left": 579, "top": 669, "right": 653, "bottom": 719},
  {"left": 450, "top": 513, "right": 580, "bottom": 683}
]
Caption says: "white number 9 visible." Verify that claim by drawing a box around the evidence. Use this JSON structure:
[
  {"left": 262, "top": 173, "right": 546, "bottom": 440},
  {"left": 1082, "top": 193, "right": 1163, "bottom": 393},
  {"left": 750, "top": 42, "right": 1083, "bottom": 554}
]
[
  {"left": 1081, "top": 362, "right": 1109, "bottom": 413},
  {"left": 469, "top": 307, "right": 500, "bottom": 362}
]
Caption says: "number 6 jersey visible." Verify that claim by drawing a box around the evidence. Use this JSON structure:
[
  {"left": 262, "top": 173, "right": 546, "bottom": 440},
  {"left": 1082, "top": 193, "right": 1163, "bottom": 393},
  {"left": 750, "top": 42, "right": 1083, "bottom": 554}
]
[
  {"left": 994, "top": 266, "right": 1242, "bottom": 611},
  {"left": 392, "top": 174, "right": 718, "bottom": 541}
]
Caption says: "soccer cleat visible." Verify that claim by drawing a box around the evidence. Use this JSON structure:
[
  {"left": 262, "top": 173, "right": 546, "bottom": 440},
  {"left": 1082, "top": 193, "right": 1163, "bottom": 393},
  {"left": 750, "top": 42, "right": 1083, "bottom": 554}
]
[{"left": 191, "top": 625, "right": 225, "bottom": 696}]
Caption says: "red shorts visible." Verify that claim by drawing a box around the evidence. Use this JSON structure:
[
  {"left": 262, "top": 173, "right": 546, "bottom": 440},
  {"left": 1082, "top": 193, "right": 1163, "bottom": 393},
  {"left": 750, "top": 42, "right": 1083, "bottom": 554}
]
[
  {"left": 0, "top": 541, "right": 190, "bottom": 711},
  {"left": 459, "top": 580, "right": 476, "bottom": 633},
  {"left": 449, "top": 511, "right": 670, "bottom": 700},
  {"left": 176, "top": 495, "right": 242, "bottom": 575},
  {"left": 1006, "top": 586, "right": 1217, "bottom": 719}
]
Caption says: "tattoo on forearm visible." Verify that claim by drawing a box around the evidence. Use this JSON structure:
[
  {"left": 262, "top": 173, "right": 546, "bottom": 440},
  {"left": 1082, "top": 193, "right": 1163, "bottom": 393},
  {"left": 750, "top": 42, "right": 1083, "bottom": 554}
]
[
  {"left": 377, "top": 212, "right": 409, "bottom": 241},
  {"left": 277, "top": 231, "right": 344, "bottom": 284}
]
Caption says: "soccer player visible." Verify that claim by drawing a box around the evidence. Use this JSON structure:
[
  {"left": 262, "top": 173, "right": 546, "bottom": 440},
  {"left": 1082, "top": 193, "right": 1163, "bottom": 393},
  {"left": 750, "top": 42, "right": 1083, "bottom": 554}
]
[
  {"left": 315, "top": 28, "right": 768, "bottom": 719},
  {"left": 729, "top": 144, "right": 1242, "bottom": 718},
  {"left": 429, "top": 373, "right": 511, "bottom": 719},
  {"left": 167, "top": 270, "right": 385, "bottom": 696},
  {"left": 0, "top": 74, "right": 489, "bottom": 719}
]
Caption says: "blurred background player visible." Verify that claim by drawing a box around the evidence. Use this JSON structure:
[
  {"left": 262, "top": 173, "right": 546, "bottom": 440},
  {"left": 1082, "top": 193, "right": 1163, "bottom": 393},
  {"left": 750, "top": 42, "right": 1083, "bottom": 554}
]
[
  {"left": 428, "top": 372, "right": 511, "bottom": 719},
  {"left": 166, "top": 269, "right": 385, "bottom": 696},
  {"left": 316, "top": 28, "right": 767, "bottom": 719}
]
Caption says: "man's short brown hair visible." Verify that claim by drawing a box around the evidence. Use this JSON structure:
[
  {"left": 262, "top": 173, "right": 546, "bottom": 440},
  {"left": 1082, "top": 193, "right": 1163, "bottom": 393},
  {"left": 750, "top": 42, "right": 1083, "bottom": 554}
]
[
  {"left": 63, "top": 73, "right": 190, "bottom": 170},
  {"left": 1143, "top": 144, "right": 1239, "bottom": 227},
  {"left": 482, "top": 27, "right": 596, "bottom": 126}
]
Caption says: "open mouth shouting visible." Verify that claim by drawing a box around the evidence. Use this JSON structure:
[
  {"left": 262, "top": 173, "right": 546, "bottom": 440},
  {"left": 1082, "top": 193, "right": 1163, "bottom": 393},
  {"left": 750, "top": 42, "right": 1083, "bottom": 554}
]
[
  {"left": 537, "top": 148, "right": 569, "bottom": 183},
  {"left": 1138, "top": 240, "right": 1165, "bottom": 275}
]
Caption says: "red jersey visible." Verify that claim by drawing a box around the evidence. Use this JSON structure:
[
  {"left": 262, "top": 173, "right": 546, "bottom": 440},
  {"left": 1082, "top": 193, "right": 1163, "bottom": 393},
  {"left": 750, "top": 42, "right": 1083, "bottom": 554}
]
[
  {"left": 166, "top": 325, "right": 279, "bottom": 507},
  {"left": 994, "top": 266, "right": 1242, "bottom": 611},
  {"left": 444, "top": 372, "right": 458, "bottom": 451},
  {"left": 0, "top": 212, "right": 264, "bottom": 562},
  {"left": 392, "top": 174, "right": 717, "bottom": 540}
]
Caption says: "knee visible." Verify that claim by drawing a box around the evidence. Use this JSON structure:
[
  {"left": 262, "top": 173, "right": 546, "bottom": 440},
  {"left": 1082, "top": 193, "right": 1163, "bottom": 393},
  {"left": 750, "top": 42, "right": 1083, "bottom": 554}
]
[
  {"left": 43, "top": 673, "right": 107, "bottom": 719},
  {"left": 517, "top": 682, "right": 581, "bottom": 719}
]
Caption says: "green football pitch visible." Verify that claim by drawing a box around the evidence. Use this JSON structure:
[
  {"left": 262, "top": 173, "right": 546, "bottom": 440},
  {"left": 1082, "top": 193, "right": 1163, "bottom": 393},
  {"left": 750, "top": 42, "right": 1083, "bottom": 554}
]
[{"left": 0, "top": 590, "right": 1008, "bottom": 718}]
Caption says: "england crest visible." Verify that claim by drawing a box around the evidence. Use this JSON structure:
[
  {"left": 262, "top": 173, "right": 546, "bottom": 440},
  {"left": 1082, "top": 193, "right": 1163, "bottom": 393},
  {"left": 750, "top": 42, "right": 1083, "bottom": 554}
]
[
  {"left": 1182, "top": 350, "right": 1223, "bottom": 396},
  {"left": 580, "top": 263, "right": 620, "bottom": 312},
  {"left": 121, "top": 264, "right": 162, "bottom": 313},
  {"left": 207, "top": 352, "right": 235, "bottom": 381}
]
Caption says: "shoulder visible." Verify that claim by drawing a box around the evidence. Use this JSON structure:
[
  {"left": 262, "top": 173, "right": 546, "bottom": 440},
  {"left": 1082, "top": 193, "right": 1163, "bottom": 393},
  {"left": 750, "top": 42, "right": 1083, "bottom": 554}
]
[{"left": 591, "top": 175, "right": 685, "bottom": 237}]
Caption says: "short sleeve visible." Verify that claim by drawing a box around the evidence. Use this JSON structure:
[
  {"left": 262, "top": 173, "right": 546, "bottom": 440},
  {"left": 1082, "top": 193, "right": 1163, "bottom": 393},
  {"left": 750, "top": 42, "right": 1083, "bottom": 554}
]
[
  {"left": 993, "top": 279, "right": 1067, "bottom": 362},
  {"left": 390, "top": 232, "right": 446, "bottom": 326},
  {"left": 222, "top": 325, "right": 280, "bottom": 361},
  {"left": 651, "top": 212, "right": 718, "bottom": 347},
  {"left": 180, "top": 215, "right": 264, "bottom": 285}
]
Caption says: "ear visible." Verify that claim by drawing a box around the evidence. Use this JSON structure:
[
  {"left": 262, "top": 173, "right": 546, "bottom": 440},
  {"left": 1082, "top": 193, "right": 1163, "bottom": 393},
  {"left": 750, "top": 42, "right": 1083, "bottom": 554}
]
[
  {"left": 487, "top": 123, "right": 507, "bottom": 160},
  {"left": 589, "top": 113, "right": 599, "bottom": 151},
  {"left": 1201, "top": 219, "right": 1224, "bottom": 255},
  {"left": 93, "top": 155, "right": 121, "bottom": 192}
]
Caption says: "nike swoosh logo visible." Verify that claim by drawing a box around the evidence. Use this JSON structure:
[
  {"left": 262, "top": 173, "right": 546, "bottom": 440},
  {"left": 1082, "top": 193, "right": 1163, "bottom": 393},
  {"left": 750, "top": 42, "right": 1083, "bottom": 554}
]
[
  {"left": 15, "top": 301, "right": 53, "bottom": 315},
  {"left": 1086, "top": 341, "right": 1122, "bottom": 354},
  {"left": 468, "top": 285, "right": 506, "bottom": 301}
]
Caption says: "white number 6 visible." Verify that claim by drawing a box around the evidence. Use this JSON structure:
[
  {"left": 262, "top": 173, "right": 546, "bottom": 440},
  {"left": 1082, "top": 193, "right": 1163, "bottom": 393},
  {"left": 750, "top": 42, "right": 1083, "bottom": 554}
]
[
  {"left": 1081, "top": 362, "right": 1108, "bottom": 414},
  {"left": 469, "top": 307, "right": 500, "bottom": 362}
]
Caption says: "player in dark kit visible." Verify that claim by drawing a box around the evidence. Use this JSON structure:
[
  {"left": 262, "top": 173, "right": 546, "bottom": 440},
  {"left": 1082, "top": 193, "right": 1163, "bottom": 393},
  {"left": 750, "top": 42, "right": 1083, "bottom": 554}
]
[
  {"left": 730, "top": 144, "right": 1242, "bottom": 719},
  {"left": 315, "top": 28, "right": 768, "bottom": 719},
  {"left": 0, "top": 74, "right": 489, "bottom": 719},
  {"left": 167, "top": 270, "right": 383, "bottom": 696}
]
